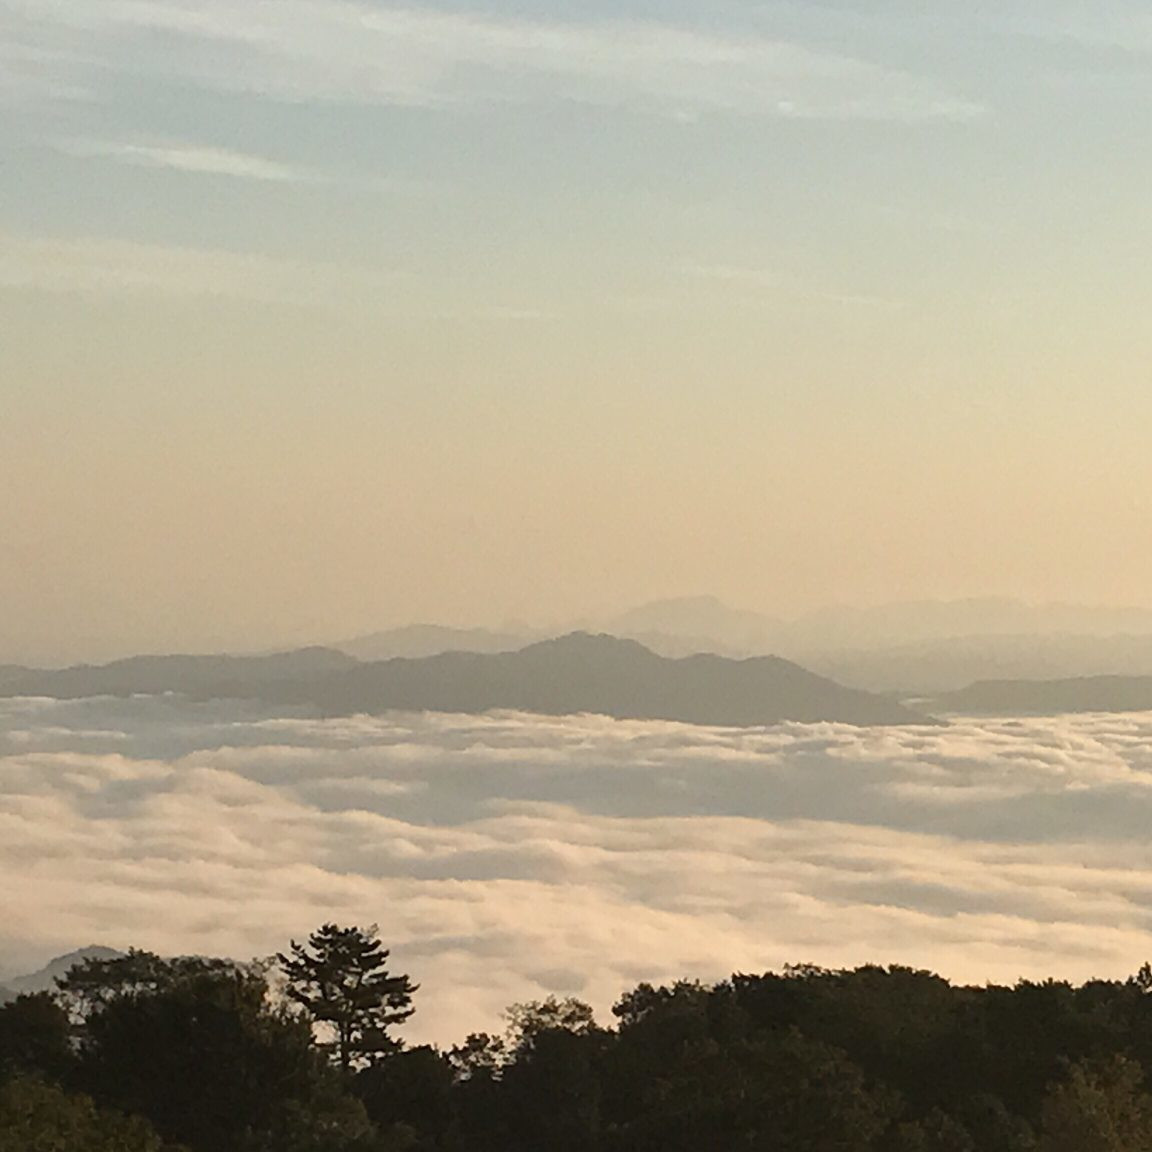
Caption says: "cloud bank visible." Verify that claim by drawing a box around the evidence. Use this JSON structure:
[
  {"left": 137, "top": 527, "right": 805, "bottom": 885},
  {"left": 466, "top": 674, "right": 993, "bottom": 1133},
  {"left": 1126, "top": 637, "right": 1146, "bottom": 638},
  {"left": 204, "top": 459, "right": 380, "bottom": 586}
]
[{"left": 4, "top": 697, "right": 1152, "bottom": 1044}]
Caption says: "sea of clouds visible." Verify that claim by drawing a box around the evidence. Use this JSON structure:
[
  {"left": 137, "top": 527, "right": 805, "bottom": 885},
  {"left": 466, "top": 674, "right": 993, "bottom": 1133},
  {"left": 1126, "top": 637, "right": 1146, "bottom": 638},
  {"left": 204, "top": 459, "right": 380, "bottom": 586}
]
[{"left": 4, "top": 695, "right": 1152, "bottom": 1045}]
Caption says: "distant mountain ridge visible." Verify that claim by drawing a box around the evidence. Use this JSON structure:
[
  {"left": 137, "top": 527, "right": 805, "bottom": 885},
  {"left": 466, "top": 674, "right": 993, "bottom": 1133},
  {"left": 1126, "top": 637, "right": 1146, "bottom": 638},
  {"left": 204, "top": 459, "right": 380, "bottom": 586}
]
[
  {"left": 326, "top": 597, "right": 1152, "bottom": 677},
  {"left": 0, "top": 664, "right": 31, "bottom": 688},
  {"left": 302, "top": 632, "right": 928, "bottom": 727},
  {"left": 2, "top": 647, "right": 356, "bottom": 700},
  {"left": 0, "top": 633, "right": 928, "bottom": 728},
  {"left": 11, "top": 596, "right": 1152, "bottom": 719},
  {"left": 582, "top": 598, "right": 1152, "bottom": 693},
  {"left": 0, "top": 946, "right": 123, "bottom": 1003},
  {"left": 803, "top": 633, "right": 1152, "bottom": 694},
  {"left": 13, "top": 596, "right": 1152, "bottom": 692},
  {"left": 930, "top": 675, "right": 1152, "bottom": 716},
  {"left": 585, "top": 595, "right": 1152, "bottom": 654},
  {"left": 333, "top": 624, "right": 532, "bottom": 662},
  {"left": 595, "top": 597, "right": 781, "bottom": 653}
]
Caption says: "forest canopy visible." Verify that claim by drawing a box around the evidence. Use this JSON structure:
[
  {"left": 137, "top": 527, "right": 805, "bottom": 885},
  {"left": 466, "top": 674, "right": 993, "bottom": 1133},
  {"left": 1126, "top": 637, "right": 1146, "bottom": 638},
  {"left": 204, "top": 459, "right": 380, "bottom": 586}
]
[{"left": 5, "top": 926, "right": 1152, "bottom": 1151}]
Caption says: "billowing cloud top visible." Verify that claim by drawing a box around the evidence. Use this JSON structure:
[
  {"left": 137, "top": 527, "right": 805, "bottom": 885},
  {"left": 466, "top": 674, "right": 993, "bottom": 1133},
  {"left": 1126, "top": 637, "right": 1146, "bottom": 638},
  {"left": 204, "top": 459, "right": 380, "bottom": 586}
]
[{"left": 4, "top": 697, "right": 1152, "bottom": 1044}]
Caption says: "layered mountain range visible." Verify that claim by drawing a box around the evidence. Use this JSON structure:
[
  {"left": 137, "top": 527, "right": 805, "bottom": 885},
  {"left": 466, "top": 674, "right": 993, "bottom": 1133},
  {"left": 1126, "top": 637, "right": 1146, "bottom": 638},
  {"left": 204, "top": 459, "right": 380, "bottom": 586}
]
[
  {"left": 928, "top": 675, "right": 1152, "bottom": 716},
  {"left": 9, "top": 596, "right": 1152, "bottom": 722},
  {"left": 0, "top": 633, "right": 926, "bottom": 728},
  {"left": 330, "top": 597, "right": 1152, "bottom": 694}
]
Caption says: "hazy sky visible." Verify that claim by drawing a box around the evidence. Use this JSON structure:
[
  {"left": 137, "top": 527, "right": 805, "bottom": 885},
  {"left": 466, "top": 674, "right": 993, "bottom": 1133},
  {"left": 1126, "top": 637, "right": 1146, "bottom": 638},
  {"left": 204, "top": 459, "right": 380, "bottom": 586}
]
[{"left": 3, "top": 0, "right": 1152, "bottom": 662}]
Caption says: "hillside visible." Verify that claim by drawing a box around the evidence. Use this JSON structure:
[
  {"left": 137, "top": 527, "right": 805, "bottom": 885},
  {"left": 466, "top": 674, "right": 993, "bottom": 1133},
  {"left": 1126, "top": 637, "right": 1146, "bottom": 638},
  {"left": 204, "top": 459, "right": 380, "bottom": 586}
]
[
  {"left": 932, "top": 674, "right": 1152, "bottom": 716},
  {"left": 333, "top": 624, "right": 532, "bottom": 662},
  {"left": 0, "top": 634, "right": 930, "bottom": 728},
  {"left": 0, "top": 665, "right": 31, "bottom": 688},
  {"left": 306, "top": 633, "right": 930, "bottom": 727},
  {"left": 803, "top": 633, "right": 1152, "bottom": 694},
  {"left": 0, "top": 947, "right": 124, "bottom": 1003},
  {"left": 0, "top": 647, "right": 357, "bottom": 700}
]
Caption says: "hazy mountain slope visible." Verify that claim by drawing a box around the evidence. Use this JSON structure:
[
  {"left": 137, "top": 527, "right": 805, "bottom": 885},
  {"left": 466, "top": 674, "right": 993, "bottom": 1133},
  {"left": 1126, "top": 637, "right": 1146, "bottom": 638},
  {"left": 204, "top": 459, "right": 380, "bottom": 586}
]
[
  {"left": 931, "top": 675, "right": 1152, "bottom": 716},
  {"left": 333, "top": 625, "right": 532, "bottom": 662},
  {"left": 801, "top": 633, "right": 1152, "bottom": 694},
  {"left": 0, "top": 635, "right": 927, "bottom": 727},
  {"left": 0, "top": 946, "right": 123, "bottom": 1003},
  {"left": 609, "top": 630, "right": 755, "bottom": 659},
  {"left": 586, "top": 598, "right": 1152, "bottom": 685},
  {"left": 1, "top": 648, "right": 357, "bottom": 700},
  {"left": 598, "top": 597, "right": 781, "bottom": 652},
  {"left": 306, "top": 633, "right": 930, "bottom": 727},
  {"left": 0, "top": 665, "right": 32, "bottom": 688},
  {"left": 778, "top": 598, "right": 1152, "bottom": 650}
]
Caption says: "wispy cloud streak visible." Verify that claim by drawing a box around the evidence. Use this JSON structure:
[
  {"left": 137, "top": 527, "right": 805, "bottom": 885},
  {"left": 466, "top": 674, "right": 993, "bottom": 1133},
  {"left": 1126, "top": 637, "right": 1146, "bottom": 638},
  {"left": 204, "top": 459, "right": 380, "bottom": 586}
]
[
  {"left": 57, "top": 139, "right": 320, "bottom": 183},
  {"left": 2, "top": 0, "right": 985, "bottom": 122}
]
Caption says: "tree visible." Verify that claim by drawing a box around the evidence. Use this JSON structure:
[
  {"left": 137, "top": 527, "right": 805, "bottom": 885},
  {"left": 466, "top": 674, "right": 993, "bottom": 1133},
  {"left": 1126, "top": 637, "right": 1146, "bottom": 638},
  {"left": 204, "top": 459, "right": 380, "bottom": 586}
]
[
  {"left": 355, "top": 1046, "right": 456, "bottom": 1150},
  {"left": 1038, "top": 1056, "right": 1152, "bottom": 1152},
  {"left": 63, "top": 950, "right": 364, "bottom": 1152},
  {"left": 497, "top": 1013, "right": 606, "bottom": 1152},
  {"left": 504, "top": 997, "right": 598, "bottom": 1053},
  {"left": 889, "top": 1109, "right": 977, "bottom": 1152},
  {"left": 0, "top": 994, "right": 74, "bottom": 1087},
  {"left": 447, "top": 1034, "right": 507, "bottom": 1082},
  {"left": 0, "top": 1076, "right": 166, "bottom": 1152},
  {"left": 609, "top": 1025, "right": 895, "bottom": 1152},
  {"left": 56, "top": 950, "right": 243, "bottom": 1024},
  {"left": 278, "top": 925, "right": 417, "bottom": 1073}
]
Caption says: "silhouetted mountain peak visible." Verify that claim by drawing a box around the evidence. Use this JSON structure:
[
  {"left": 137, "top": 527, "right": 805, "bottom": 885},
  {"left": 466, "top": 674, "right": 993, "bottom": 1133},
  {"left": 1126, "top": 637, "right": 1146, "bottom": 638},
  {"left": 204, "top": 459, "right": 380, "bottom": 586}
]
[
  {"left": 312, "top": 634, "right": 930, "bottom": 727},
  {"left": 603, "top": 597, "right": 780, "bottom": 648},
  {"left": 522, "top": 632, "right": 656, "bottom": 660},
  {"left": 1, "top": 945, "right": 124, "bottom": 1002},
  {"left": 1, "top": 647, "right": 357, "bottom": 700},
  {"left": 333, "top": 625, "right": 531, "bottom": 662},
  {"left": 0, "top": 636, "right": 933, "bottom": 728}
]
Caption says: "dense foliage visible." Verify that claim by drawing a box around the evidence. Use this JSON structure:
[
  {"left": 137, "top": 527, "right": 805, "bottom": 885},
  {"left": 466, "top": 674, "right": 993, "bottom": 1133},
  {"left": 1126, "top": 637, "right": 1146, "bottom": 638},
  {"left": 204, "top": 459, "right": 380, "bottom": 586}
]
[{"left": 8, "top": 929, "right": 1152, "bottom": 1150}]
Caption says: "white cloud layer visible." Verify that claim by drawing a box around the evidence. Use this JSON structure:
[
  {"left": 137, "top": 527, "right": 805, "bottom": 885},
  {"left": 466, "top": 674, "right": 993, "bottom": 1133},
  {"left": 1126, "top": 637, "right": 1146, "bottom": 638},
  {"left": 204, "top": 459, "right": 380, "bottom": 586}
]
[
  {"left": 1, "top": 0, "right": 983, "bottom": 122},
  {"left": 4, "top": 698, "right": 1152, "bottom": 1044}
]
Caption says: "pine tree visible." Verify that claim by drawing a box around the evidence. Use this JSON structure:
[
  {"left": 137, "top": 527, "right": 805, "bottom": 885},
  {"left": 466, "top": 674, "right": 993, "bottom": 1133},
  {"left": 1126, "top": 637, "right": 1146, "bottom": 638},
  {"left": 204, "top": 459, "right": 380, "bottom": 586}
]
[{"left": 277, "top": 924, "right": 417, "bottom": 1073}]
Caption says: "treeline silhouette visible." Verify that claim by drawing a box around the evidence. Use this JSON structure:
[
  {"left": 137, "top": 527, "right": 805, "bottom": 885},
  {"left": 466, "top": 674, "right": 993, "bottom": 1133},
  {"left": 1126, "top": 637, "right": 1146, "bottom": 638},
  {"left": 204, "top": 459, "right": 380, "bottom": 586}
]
[{"left": 5, "top": 925, "right": 1152, "bottom": 1151}]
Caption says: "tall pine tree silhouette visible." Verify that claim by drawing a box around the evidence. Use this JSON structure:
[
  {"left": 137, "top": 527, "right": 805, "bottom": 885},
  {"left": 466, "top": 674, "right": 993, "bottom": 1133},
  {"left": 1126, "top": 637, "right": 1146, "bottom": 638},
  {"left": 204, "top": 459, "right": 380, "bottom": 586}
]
[{"left": 277, "top": 924, "right": 417, "bottom": 1072}]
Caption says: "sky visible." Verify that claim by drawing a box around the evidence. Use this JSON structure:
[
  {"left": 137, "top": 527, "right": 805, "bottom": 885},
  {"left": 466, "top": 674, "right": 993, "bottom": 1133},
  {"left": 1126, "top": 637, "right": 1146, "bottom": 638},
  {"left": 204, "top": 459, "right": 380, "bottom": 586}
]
[
  {"left": 3, "top": 0, "right": 1152, "bottom": 663},
  {"left": 6, "top": 697, "right": 1152, "bottom": 1043}
]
